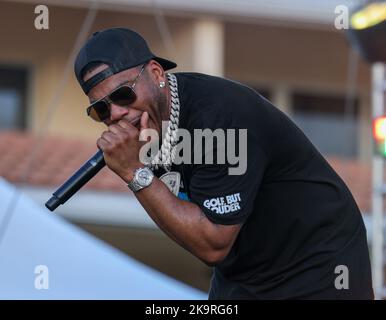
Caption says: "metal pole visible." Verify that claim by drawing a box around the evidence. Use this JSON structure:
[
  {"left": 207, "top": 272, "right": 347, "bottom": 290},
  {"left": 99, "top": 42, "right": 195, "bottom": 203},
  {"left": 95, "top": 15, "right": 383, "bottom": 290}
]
[{"left": 371, "top": 62, "right": 385, "bottom": 299}]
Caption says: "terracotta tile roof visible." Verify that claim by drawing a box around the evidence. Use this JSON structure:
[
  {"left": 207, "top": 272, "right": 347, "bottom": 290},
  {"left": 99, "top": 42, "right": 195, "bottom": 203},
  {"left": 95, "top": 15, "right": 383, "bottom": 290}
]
[
  {"left": 0, "top": 131, "right": 128, "bottom": 193},
  {"left": 0, "top": 131, "right": 372, "bottom": 212}
]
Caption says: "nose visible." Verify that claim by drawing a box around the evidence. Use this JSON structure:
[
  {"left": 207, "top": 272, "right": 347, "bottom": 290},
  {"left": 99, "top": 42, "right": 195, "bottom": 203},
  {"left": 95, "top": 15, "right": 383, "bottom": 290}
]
[{"left": 109, "top": 104, "right": 129, "bottom": 122}]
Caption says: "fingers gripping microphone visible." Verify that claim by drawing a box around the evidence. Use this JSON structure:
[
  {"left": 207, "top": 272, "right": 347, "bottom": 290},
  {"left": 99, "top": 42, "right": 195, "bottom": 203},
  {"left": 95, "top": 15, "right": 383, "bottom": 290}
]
[{"left": 45, "top": 150, "right": 105, "bottom": 212}]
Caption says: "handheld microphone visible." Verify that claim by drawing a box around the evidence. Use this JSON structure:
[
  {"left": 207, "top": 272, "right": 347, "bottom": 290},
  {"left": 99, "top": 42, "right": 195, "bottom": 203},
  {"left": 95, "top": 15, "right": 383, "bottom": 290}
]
[{"left": 45, "top": 150, "right": 105, "bottom": 212}]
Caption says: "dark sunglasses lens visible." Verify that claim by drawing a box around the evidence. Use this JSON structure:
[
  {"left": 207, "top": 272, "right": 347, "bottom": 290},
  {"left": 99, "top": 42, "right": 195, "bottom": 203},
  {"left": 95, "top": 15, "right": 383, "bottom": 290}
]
[
  {"left": 88, "top": 100, "right": 110, "bottom": 122},
  {"left": 110, "top": 86, "right": 136, "bottom": 106}
]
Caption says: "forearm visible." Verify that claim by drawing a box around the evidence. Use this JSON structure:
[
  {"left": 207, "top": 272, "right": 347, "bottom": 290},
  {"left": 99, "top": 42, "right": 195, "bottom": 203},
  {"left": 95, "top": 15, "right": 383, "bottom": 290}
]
[
  {"left": 132, "top": 177, "right": 232, "bottom": 265},
  {"left": 95, "top": 117, "right": 239, "bottom": 264}
]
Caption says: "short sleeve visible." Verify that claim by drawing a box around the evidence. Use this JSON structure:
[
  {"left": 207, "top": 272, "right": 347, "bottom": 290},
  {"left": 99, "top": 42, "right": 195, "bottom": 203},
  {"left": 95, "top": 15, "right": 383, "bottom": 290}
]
[{"left": 188, "top": 138, "right": 268, "bottom": 225}]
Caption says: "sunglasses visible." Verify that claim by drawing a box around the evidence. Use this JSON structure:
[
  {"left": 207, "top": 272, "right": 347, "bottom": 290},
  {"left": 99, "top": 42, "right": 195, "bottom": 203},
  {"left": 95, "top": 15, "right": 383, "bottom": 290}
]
[{"left": 86, "top": 63, "right": 146, "bottom": 122}]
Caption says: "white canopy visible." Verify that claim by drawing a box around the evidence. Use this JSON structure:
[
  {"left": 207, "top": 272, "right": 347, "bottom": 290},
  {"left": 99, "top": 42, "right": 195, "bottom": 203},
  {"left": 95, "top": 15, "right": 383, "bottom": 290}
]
[{"left": 0, "top": 178, "right": 206, "bottom": 299}]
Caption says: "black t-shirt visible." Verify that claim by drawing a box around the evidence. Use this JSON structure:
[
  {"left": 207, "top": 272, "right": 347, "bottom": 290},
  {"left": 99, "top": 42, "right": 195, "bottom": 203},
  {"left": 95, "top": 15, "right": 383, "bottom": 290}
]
[{"left": 154, "top": 72, "right": 373, "bottom": 299}]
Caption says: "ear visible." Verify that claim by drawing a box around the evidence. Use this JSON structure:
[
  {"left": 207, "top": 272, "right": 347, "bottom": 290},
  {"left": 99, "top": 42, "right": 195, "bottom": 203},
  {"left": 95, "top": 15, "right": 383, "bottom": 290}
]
[{"left": 146, "top": 60, "right": 165, "bottom": 83}]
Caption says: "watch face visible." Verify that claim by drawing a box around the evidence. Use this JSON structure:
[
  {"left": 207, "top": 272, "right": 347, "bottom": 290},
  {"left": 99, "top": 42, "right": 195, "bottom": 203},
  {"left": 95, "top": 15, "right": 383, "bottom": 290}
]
[{"left": 136, "top": 168, "right": 153, "bottom": 186}]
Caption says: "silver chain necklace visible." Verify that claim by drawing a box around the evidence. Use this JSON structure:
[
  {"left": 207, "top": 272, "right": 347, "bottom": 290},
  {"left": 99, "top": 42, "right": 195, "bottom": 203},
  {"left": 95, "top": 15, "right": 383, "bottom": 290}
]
[{"left": 149, "top": 73, "right": 180, "bottom": 172}]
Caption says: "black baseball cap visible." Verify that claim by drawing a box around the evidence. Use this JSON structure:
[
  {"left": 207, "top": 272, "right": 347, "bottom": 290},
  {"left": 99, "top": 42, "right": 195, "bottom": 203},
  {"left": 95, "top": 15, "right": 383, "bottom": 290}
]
[{"left": 74, "top": 27, "right": 177, "bottom": 94}]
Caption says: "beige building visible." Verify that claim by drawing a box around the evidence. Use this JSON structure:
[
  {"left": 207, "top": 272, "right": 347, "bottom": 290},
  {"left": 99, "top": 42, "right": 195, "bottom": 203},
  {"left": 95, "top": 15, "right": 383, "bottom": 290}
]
[
  {"left": 1, "top": 0, "right": 371, "bottom": 160},
  {"left": 0, "top": 0, "right": 374, "bottom": 292}
]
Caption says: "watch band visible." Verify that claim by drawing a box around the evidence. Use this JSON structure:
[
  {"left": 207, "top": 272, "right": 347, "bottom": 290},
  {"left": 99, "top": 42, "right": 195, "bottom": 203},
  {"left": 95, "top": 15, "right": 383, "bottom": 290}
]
[
  {"left": 127, "top": 167, "right": 154, "bottom": 192},
  {"left": 127, "top": 178, "right": 143, "bottom": 192}
]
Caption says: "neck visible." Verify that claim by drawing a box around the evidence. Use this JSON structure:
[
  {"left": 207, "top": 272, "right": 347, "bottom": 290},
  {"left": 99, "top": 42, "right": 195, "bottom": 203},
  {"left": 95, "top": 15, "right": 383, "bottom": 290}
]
[{"left": 166, "top": 80, "right": 172, "bottom": 121}]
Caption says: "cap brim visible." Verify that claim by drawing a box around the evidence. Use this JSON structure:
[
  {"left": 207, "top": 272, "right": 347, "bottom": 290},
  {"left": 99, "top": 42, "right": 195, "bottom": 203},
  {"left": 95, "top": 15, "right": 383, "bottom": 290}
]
[{"left": 154, "top": 56, "right": 177, "bottom": 71}]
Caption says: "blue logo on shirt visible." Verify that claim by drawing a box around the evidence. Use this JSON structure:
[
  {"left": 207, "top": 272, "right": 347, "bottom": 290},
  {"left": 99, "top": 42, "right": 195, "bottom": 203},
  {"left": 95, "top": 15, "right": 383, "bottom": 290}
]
[{"left": 178, "top": 192, "right": 190, "bottom": 202}]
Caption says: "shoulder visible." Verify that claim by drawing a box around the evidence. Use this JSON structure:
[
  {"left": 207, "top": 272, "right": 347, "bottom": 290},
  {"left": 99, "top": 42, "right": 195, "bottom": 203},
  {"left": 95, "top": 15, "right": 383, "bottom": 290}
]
[
  {"left": 174, "top": 72, "right": 270, "bottom": 129},
  {"left": 174, "top": 72, "right": 259, "bottom": 101}
]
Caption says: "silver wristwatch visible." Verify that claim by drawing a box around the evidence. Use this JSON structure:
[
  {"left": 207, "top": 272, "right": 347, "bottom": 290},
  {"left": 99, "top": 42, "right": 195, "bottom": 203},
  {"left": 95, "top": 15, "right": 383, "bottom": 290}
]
[{"left": 127, "top": 167, "right": 154, "bottom": 192}]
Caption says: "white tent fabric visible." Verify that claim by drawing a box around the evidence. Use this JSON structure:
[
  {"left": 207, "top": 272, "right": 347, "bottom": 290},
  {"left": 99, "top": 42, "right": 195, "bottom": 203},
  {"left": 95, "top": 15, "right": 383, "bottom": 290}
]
[{"left": 0, "top": 178, "right": 206, "bottom": 299}]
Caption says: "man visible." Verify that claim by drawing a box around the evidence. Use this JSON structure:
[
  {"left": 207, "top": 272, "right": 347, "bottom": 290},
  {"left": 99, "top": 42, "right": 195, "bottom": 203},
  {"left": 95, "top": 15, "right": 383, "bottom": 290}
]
[{"left": 74, "top": 27, "right": 373, "bottom": 299}]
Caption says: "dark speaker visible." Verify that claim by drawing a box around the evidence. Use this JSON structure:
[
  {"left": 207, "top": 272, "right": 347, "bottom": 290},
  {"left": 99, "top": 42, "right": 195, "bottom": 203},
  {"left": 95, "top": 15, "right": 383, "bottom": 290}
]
[{"left": 346, "top": 20, "right": 386, "bottom": 63}]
